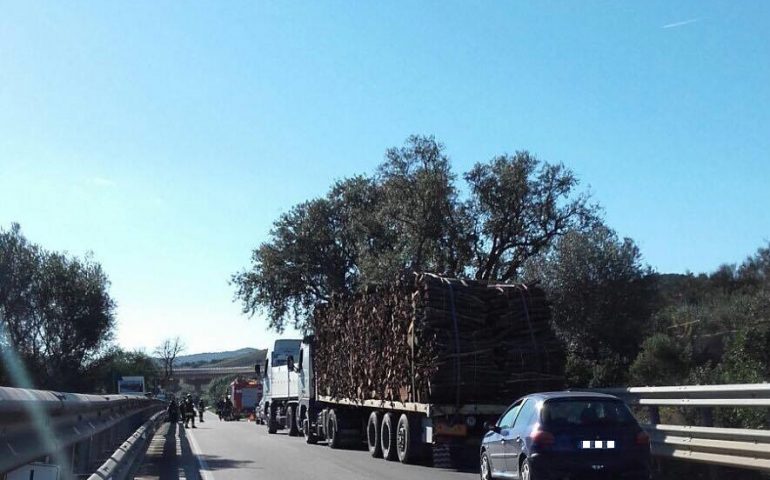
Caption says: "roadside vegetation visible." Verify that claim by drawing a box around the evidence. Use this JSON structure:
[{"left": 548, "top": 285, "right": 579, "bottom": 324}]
[
  {"left": 2, "top": 135, "right": 767, "bottom": 411},
  {"left": 234, "top": 135, "right": 770, "bottom": 414}
]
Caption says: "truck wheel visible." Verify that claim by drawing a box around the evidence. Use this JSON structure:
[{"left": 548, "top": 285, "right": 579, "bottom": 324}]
[
  {"left": 327, "top": 409, "right": 342, "bottom": 449},
  {"left": 367, "top": 411, "right": 382, "bottom": 458},
  {"left": 396, "top": 413, "right": 418, "bottom": 464},
  {"left": 303, "top": 418, "right": 318, "bottom": 444},
  {"left": 297, "top": 407, "right": 306, "bottom": 436},
  {"left": 287, "top": 405, "right": 300, "bottom": 437},
  {"left": 381, "top": 412, "right": 398, "bottom": 461},
  {"left": 267, "top": 405, "right": 278, "bottom": 434}
]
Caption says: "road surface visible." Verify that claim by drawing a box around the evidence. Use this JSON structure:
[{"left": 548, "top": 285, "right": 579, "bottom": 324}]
[{"left": 186, "top": 412, "right": 477, "bottom": 480}]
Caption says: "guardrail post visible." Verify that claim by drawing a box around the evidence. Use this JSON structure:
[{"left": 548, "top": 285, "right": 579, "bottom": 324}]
[
  {"left": 72, "top": 440, "right": 91, "bottom": 476},
  {"left": 702, "top": 407, "right": 714, "bottom": 427},
  {"left": 90, "top": 431, "right": 107, "bottom": 468},
  {"left": 701, "top": 407, "right": 719, "bottom": 480},
  {"left": 649, "top": 406, "right": 660, "bottom": 425}
]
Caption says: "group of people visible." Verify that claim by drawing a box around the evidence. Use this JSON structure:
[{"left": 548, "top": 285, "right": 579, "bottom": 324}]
[
  {"left": 166, "top": 393, "right": 241, "bottom": 427},
  {"left": 216, "top": 395, "right": 234, "bottom": 421},
  {"left": 167, "top": 394, "right": 206, "bottom": 428}
]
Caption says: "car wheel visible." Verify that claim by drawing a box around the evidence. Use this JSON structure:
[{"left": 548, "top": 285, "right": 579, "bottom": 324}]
[
  {"left": 480, "top": 451, "right": 493, "bottom": 480},
  {"left": 520, "top": 458, "right": 531, "bottom": 480}
]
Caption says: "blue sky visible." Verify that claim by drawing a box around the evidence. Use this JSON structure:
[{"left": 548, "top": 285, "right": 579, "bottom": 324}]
[{"left": 1, "top": 1, "right": 768, "bottom": 354}]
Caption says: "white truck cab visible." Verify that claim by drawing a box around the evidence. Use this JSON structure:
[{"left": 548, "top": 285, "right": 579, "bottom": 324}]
[{"left": 259, "top": 339, "right": 302, "bottom": 434}]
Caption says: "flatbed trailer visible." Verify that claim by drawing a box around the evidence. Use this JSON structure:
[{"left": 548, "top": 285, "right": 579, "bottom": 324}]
[
  {"left": 282, "top": 339, "right": 509, "bottom": 466},
  {"left": 312, "top": 395, "right": 509, "bottom": 464}
]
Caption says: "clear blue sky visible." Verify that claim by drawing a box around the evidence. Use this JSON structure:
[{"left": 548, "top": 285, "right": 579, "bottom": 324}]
[{"left": 1, "top": 2, "right": 768, "bottom": 354}]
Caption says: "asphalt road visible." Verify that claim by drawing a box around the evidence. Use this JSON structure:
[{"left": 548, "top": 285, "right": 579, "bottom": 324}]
[{"left": 186, "top": 411, "right": 478, "bottom": 480}]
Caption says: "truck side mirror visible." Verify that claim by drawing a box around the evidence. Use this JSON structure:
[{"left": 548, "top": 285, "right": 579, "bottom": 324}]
[
  {"left": 264, "top": 359, "right": 269, "bottom": 373},
  {"left": 287, "top": 355, "right": 295, "bottom": 372},
  {"left": 298, "top": 349, "right": 304, "bottom": 371},
  {"left": 255, "top": 364, "right": 261, "bottom": 376}
]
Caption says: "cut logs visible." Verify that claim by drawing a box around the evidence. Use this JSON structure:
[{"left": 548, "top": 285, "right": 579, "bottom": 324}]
[{"left": 312, "top": 273, "right": 565, "bottom": 405}]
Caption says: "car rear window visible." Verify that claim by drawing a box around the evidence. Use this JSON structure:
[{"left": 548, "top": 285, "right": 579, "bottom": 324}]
[{"left": 541, "top": 399, "right": 637, "bottom": 427}]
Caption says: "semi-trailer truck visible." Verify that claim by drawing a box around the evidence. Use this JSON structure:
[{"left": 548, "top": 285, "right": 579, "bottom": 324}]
[
  {"left": 258, "top": 336, "right": 523, "bottom": 465},
  {"left": 257, "top": 275, "right": 563, "bottom": 466}
]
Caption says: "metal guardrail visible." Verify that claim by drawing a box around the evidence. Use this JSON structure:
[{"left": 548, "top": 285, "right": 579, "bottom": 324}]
[
  {"left": 593, "top": 383, "right": 770, "bottom": 472},
  {"left": 647, "top": 424, "right": 770, "bottom": 471},
  {"left": 0, "top": 386, "right": 164, "bottom": 476},
  {"left": 87, "top": 409, "right": 166, "bottom": 480}
]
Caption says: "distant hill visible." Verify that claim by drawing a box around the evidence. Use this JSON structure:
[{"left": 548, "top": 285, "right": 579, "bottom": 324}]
[
  {"left": 173, "top": 348, "right": 259, "bottom": 367},
  {"left": 210, "top": 349, "right": 267, "bottom": 368}
]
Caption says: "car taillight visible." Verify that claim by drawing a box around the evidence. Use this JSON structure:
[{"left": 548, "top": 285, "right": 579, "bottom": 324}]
[
  {"left": 636, "top": 431, "right": 650, "bottom": 446},
  {"left": 530, "top": 429, "right": 555, "bottom": 447}
]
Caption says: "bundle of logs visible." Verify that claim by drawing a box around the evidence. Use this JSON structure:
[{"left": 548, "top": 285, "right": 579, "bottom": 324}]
[{"left": 312, "top": 273, "right": 565, "bottom": 405}]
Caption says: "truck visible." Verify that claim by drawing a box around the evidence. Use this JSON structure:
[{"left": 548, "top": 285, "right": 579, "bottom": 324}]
[
  {"left": 229, "top": 378, "right": 263, "bottom": 420},
  {"left": 257, "top": 274, "right": 564, "bottom": 467},
  {"left": 258, "top": 335, "right": 529, "bottom": 466},
  {"left": 258, "top": 338, "right": 302, "bottom": 431}
]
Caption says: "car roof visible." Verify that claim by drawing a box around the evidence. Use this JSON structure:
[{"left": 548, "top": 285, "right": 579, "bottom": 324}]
[{"left": 524, "top": 391, "right": 621, "bottom": 401}]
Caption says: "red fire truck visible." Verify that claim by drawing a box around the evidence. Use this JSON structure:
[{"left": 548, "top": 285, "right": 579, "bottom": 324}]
[{"left": 229, "top": 378, "right": 262, "bottom": 420}]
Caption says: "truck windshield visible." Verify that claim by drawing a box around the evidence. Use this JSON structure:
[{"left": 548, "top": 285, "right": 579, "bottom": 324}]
[{"left": 271, "top": 339, "right": 301, "bottom": 367}]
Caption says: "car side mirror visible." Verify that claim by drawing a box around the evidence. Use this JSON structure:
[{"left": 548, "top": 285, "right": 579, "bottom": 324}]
[{"left": 484, "top": 421, "right": 501, "bottom": 434}]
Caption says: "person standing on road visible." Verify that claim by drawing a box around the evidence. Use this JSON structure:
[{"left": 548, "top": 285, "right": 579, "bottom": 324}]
[
  {"left": 198, "top": 398, "right": 205, "bottom": 423},
  {"left": 167, "top": 398, "right": 179, "bottom": 424},
  {"left": 224, "top": 394, "right": 234, "bottom": 420},
  {"left": 217, "top": 397, "right": 225, "bottom": 421},
  {"left": 183, "top": 394, "right": 197, "bottom": 428}
]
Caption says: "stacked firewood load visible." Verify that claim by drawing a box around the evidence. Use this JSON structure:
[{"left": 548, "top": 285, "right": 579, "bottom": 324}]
[{"left": 312, "top": 273, "right": 564, "bottom": 405}]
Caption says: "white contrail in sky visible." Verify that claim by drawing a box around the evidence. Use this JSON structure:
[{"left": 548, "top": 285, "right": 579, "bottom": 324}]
[
  {"left": 87, "top": 176, "right": 116, "bottom": 187},
  {"left": 662, "top": 18, "right": 699, "bottom": 29}
]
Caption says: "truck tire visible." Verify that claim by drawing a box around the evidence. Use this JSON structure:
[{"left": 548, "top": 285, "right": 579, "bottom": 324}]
[
  {"left": 327, "top": 409, "right": 342, "bottom": 449},
  {"left": 287, "top": 404, "right": 300, "bottom": 437},
  {"left": 267, "top": 405, "right": 278, "bottom": 434},
  {"left": 381, "top": 412, "right": 398, "bottom": 461},
  {"left": 303, "top": 417, "right": 318, "bottom": 444},
  {"left": 367, "top": 411, "right": 382, "bottom": 458},
  {"left": 396, "top": 413, "right": 418, "bottom": 464},
  {"left": 297, "top": 407, "right": 306, "bottom": 436}
]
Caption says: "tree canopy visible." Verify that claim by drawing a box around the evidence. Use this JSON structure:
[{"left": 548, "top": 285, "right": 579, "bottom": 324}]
[
  {"left": 524, "top": 225, "right": 658, "bottom": 386},
  {"left": 233, "top": 135, "right": 596, "bottom": 332},
  {"left": 0, "top": 223, "right": 116, "bottom": 390},
  {"left": 154, "top": 337, "right": 186, "bottom": 388}
]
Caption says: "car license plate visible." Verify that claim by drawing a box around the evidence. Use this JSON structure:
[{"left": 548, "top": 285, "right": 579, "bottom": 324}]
[{"left": 580, "top": 440, "right": 615, "bottom": 449}]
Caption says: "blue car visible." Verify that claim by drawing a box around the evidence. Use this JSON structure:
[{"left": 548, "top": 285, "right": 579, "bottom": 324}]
[{"left": 480, "top": 392, "right": 651, "bottom": 480}]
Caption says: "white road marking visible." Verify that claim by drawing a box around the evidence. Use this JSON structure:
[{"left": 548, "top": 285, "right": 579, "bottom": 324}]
[{"left": 187, "top": 424, "right": 215, "bottom": 480}]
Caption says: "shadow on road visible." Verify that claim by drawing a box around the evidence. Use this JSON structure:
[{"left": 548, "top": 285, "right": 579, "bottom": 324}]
[
  {"left": 136, "top": 421, "right": 200, "bottom": 480},
  {"left": 195, "top": 454, "right": 263, "bottom": 471}
]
